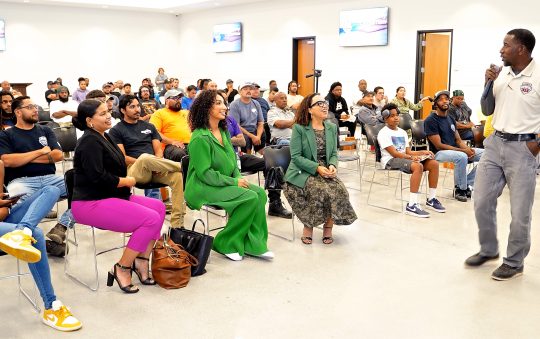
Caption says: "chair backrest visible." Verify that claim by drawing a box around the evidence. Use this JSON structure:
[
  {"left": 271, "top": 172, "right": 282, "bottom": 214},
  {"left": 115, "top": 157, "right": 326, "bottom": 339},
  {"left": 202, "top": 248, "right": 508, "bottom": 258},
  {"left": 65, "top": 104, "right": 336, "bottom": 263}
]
[
  {"left": 363, "top": 124, "right": 384, "bottom": 147},
  {"left": 53, "top": 126, "right": 77, "bottom": 153},
  {"left": 38, "top": 106, "right": 52, "bottom": 122},
  {"left": 372, "top": 135, "right": 383, "bottom": 163},
  {"left": 263, "top": 145, "right": 291, "bottom": 172},
  {"left": 181, "top": 155, "right": 189, "bottom": 189},
  {"left": 37, "top": 121, "right": 59, "bottom": 129},
  {"left": 398, "top": 112, "right": 413, "bottom": 131},
  {"left": 64, "top": 169, "right": 75, "bottom": 209},
  {"left": 410, "top": 119, "right": 426, "bottom": 141},
  {"left": 472, "top": 125, "right": 485, "bottom": 148}
]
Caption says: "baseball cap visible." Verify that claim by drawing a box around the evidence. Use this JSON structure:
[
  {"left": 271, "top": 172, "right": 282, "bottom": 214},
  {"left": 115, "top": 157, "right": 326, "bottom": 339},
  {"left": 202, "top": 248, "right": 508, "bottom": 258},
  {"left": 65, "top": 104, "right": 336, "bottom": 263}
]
[
  {"left": 452, "top": 89, "right": 464, "bottom": 97},
  {"left": 226, "top": 79, "right": 233, "bottom": 84},
  {"left": 164, "top": 89, "right": 183, "bottom": 99},
  {"left": 239, "top": 82, "right": 254, "bottom": 90},
  {"left": 102, "top": 82, "right": 113, "bottom": 88},
  {"left": 433, "top": 90, "right": 450, "bottom": 102},
  {"left": 252, "top": 83, "right": 260, "bottom": 88}
]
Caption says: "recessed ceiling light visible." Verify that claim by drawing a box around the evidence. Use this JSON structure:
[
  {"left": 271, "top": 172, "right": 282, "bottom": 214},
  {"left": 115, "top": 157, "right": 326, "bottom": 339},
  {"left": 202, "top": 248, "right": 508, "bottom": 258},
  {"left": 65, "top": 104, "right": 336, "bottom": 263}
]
[
  {"left": 102, "top": 5, "right": 108, "bottom": 8},
  {"left": 23, "top": 0, "right": 30, "bottom": 3}
]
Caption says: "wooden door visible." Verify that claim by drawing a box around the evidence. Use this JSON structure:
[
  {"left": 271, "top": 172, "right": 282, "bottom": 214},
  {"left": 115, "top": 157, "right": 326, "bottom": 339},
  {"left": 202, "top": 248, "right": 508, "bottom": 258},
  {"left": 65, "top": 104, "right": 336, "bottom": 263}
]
[
  {"left": 296, "top": 38, "right": 315, "bottom": 97},
  {"left": 420, "top": 33, "right": 450, "bottom": 118}
]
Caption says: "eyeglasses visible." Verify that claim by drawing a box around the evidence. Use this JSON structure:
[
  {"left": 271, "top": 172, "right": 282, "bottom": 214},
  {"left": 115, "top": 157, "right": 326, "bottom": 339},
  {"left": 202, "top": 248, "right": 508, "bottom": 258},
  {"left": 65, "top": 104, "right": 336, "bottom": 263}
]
[
  {"left": 310, "top": 100, "right": 329, "bottom": 108},
  {"left": 18, "top": 104, "right": 39, "bottom": 110},
  {"left": 168, "top": 96, "right": 182, "bottom": 101}
]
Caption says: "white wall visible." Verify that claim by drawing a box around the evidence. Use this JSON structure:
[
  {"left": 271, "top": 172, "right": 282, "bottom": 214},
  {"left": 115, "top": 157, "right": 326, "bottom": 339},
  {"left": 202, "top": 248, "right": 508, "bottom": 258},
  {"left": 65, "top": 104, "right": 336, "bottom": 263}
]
[
  {"left": 0, "top": 3, "right": 180, "bottom": 106},
  {"left": 2, "top": 0, "right": 540, "bottom": 115},
  {"left": 177, "top": 0, "right": 540, "bottom": 118}
]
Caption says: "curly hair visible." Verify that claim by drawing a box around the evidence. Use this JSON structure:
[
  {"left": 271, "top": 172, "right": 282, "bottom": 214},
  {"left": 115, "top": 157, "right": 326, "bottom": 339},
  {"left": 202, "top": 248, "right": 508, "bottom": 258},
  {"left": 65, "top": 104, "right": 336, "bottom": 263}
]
[
  {"left": 295, "top": 93, "right": 319, "bottom": 126},
  {"left": 188, "top": 90, "right": 227, "bottom": 131}
]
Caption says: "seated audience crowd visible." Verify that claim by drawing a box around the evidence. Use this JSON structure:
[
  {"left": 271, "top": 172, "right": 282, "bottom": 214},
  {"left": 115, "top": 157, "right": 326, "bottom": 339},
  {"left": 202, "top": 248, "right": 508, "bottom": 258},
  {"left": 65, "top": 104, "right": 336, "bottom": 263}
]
[{"left": 0, "top": 70, "right": 492, "bottom": 333}]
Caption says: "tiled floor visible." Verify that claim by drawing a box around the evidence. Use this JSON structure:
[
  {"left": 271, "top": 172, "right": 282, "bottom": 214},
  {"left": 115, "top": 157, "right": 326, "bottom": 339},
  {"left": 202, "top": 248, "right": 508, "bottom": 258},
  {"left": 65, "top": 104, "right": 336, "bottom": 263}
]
[{"left": 1, "top": 158, "right": 540, "bottom": 339}]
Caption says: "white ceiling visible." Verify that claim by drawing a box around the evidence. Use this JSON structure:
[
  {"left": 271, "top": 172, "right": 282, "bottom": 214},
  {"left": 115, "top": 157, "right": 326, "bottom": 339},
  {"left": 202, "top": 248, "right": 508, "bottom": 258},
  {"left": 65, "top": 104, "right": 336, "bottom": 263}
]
[{"left": 0, "top": 0, "right": 266, "bottom": 14}]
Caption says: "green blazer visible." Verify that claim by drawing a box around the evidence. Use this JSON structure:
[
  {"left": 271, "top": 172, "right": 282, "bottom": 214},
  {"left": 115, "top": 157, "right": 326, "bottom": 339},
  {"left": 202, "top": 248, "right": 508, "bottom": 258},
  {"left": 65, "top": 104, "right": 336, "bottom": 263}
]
[
  {"left": 285, "top": 121, "right": 338, "bottom": 189},
  {"left": 184, "top": 128, "right": 243, "bottom": 210}
]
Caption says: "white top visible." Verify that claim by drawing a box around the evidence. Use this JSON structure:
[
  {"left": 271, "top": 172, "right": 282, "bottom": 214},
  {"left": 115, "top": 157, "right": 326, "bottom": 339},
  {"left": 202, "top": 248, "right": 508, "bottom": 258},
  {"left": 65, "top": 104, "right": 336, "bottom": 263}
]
[
  {"left": 493, "top": 58, "right": 540, "bottom": 134},
  {"left": 377, "top": 126, "right": 409, "bottom": 169},
  {"left": 267, "top": 106, "right": 295, "bottom": 141},
  {"left": 49, "top": 100, "right": 79, "bottom": 124},
  {"left": 49, "top": 99, "right": 82, "bottom": 138},
  {"left": 287, "top": 94, "right": 304, "bottom": 108}
]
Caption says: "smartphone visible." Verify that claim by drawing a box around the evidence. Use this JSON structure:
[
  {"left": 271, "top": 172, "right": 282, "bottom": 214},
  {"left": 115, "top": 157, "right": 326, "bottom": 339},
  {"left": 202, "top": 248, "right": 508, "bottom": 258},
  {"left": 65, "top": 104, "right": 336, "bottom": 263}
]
[{"left": 4, "top": 193, "right": 25, "bottom": 201}]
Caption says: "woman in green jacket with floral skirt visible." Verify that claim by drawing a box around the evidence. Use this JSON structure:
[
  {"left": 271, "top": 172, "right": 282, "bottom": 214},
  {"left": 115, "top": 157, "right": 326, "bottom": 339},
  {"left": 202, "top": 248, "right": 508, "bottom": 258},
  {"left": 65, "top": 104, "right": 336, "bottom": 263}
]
[{"left": 184, "top": 90, "right": 273, "bottom": 262}]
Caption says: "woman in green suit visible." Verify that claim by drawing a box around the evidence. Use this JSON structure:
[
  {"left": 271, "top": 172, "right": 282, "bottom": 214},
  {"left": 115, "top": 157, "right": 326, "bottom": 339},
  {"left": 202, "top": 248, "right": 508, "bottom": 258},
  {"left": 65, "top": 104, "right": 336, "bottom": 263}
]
[
  {"left": 284, "top": 93, "right": 357, "bottom": 245},
  {"left": 184, "top": 90, "right": 273, "bottom": 261}
]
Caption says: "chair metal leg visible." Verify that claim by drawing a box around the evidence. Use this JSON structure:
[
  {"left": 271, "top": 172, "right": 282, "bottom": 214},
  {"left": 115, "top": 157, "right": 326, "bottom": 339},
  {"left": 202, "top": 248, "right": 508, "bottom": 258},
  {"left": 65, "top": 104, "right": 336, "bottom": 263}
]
[
  {"left": 64, "top": 225, "right": 99, "bottom": 291},
  {"left": 367, "top": 169, "right": 404, "bottom": 213},
  {"left": 268, "top": 213, "right": 296, "bottom": 242},
  {"left": 15, "top": 259, "right": 41, "bottom": 312}
]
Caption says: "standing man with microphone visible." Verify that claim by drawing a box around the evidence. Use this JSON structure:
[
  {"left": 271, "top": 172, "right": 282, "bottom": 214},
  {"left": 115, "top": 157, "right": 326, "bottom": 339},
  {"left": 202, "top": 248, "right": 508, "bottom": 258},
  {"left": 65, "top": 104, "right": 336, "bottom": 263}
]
[{"left": 465, "top": 29, "right": 540, "bottom": 280}]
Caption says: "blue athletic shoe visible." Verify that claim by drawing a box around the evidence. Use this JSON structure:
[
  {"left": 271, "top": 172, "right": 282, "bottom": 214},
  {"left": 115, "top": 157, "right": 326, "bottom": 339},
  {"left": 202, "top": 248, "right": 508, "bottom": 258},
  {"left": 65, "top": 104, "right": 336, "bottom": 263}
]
[
  {"left": 405, "top": 203, "right": 430, "bottom": 218},
  {"left": 426, "top": 198, "right": 446, "bottom": 213}
]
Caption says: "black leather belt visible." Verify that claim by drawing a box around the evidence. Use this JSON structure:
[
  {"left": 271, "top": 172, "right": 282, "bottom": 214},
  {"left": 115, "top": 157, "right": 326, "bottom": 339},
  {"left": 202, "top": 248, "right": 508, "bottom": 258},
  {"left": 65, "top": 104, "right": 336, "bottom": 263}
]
[{"left": 494, "top": 131, "right": 536, "bottom": 142}]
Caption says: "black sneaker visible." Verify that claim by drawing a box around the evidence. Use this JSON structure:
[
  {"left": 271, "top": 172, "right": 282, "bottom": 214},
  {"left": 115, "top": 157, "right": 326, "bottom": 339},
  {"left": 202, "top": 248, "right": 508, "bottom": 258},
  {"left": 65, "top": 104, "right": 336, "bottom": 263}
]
[
  {"left": 465, "top": 252, "right": 499, "bottom": 266},
  {"left": 46, "top": 223, "right": 67, "bottom": 244},
  {"left": 46, "top": 240, "right": 66, "bottom": 258},
  {"left": 466, "top": 186, "right": 472, "bottom": 198},
  {"left": 268, "top": 201, "right": 293, "bottom": 219},
  {"left": 454, "top": 187, "right": 468, "bottom": 202},
  {"left": 491, "top": 263, "right": 523, "bottom": 281}
]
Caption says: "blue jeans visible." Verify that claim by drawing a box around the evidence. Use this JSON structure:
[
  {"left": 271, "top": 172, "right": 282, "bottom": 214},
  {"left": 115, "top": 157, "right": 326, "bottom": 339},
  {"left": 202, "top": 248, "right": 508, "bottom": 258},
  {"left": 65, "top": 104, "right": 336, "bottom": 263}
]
[
  {"left": 6, "top": 174, "right": 74, "bottom": 228},
  {"left": 1, "top": 186, "right": 61, "bottom": 309},
  {"left": 434, "top": 148, "right": 485, "bottom": 190},
  {"left": 144, "top": 188, "right": 161, "bottom": 200},
  {"left": 274, "top": 138, "right": 290, "bottom": 146}
]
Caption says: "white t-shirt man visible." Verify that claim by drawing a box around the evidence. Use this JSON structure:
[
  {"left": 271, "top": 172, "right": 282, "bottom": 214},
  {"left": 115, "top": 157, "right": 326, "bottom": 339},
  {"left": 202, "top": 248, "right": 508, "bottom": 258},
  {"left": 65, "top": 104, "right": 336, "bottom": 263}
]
[
  {"left": 49, "top": 99, "right": 82, "bottom": 138},
  {"left": 377, "top": 125, "right": 409, "bottom": 168},
  {"left": 49, "top": 99, "right": 79, "bottom": 124},
  {"left": 267, "top": 106, "right": 295, "bottom": 142},
  {"left": 287, "top": 94, "right": 304, "bottom": 108}
]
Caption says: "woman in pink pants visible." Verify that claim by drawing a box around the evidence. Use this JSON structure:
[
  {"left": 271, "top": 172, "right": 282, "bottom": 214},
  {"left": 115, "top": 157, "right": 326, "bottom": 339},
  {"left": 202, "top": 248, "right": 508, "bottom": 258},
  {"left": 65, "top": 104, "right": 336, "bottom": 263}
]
[{"left": 71, "top": 99, "right": 165, "bottom": 294}]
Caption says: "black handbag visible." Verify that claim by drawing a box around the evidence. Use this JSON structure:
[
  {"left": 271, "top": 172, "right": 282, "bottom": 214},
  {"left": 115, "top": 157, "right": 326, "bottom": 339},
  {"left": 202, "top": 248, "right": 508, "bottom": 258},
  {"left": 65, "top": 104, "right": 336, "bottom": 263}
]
[
  {"left": 265, "top": 166, "right": 285, "bottom": 190},
  {"left": 264, "top": 145, "right": 290, "bottom": 190},
  {"left": 169, "top": 219, "right": 213, "bottom": 277}
]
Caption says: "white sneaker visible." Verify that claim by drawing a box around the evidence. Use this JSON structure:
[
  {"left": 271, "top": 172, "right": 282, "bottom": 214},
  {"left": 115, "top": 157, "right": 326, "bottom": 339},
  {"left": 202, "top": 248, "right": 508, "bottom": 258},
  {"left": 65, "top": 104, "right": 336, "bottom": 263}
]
[
  {"left": 258, "top": 251, "right": 274, "bottom": 260},
  {"left": 42, "top": 300, "right": 82, "bottom": 332},
  {"left": 224, "top": 253, "right": 243, "bottom": 261}
]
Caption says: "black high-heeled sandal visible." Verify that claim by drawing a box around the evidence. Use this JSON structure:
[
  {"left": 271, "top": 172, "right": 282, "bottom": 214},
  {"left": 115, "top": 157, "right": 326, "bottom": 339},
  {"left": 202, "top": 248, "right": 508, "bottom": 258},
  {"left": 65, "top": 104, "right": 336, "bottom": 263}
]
[
  {"left": 322, "top": 226, "right": 334, "bottom": 245},
  {"left": 107, "top": 263, "right": 139, "bottom": 293},
  {"left": 132, "top": 257, "right": 156, "bottom": 285}
]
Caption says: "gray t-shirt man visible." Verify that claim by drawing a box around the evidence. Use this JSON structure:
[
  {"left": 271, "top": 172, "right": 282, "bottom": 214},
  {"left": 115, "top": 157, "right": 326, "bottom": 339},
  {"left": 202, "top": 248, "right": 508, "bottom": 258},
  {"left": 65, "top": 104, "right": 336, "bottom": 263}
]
[{"left": 228, "top": 99, "right": 263, "bottom": 133}]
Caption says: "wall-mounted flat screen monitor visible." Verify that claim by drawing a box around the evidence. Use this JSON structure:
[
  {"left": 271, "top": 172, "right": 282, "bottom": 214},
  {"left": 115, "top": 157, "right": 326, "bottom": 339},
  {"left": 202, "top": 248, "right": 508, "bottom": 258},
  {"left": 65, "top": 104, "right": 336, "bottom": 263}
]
[
  {"left": 339, "top": 7, "right": 389, "bottom": 47},
  {"left": 213, "top": 22, "right": 242, "bottom": 53},
  {"left": 0, "top": 20, "right": 5, "bottom": 51}
]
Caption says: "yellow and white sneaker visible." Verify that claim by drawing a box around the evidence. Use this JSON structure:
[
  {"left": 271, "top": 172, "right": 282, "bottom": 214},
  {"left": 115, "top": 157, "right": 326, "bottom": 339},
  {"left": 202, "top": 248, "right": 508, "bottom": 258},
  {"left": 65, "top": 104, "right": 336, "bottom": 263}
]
[
  {"left": 0, "top": 228, "right": 41, "bottom": 263},
  {"left": 42, "top": 300, "right": 82, "bottom": 332}
]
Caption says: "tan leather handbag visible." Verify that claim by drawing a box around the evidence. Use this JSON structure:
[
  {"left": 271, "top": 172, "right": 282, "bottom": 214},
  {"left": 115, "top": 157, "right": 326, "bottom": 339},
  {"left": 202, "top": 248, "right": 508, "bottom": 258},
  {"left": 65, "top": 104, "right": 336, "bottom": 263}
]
[{"left": 151, "top": 234, "right": 198, "bottom": 289}]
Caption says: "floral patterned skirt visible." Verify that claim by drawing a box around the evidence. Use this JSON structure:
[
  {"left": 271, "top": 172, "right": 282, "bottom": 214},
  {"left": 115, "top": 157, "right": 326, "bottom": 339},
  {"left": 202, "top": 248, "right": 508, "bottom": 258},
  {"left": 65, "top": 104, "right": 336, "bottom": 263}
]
[{"left": 284, "top": 175, "right": 357, "bottom": 228}]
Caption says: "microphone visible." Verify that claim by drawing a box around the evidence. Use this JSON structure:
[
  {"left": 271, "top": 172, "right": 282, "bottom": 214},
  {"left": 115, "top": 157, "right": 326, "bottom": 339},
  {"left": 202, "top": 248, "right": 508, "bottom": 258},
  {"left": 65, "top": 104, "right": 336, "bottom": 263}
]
[
  {"left": 480, "top": 64, "right": 500, "bottom": 115},
  {"left": 481, "top": 64, "right": 501, "bottom": 100}
]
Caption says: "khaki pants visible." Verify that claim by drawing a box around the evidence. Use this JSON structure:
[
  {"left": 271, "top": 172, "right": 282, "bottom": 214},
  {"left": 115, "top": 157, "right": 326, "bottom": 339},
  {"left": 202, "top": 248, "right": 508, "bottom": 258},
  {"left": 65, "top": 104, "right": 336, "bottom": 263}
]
[{"left": 128, "top": 154, "right": 185, "bottom": 228}]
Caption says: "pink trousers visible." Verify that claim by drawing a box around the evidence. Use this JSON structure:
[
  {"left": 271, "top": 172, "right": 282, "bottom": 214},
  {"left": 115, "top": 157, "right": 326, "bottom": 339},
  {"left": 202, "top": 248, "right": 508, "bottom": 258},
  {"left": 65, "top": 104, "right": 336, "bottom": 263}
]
[{"left": 72, "top": 195, "right": 165, "bottom": 253}]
